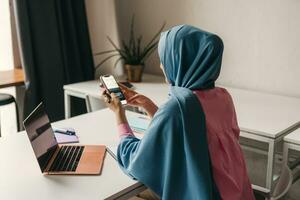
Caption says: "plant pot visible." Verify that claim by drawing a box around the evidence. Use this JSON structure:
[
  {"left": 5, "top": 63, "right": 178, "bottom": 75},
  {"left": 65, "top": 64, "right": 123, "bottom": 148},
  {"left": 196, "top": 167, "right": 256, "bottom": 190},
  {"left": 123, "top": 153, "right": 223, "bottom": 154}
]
[{"left": 124, "top": 64, "right": 144, "bottom": 82}]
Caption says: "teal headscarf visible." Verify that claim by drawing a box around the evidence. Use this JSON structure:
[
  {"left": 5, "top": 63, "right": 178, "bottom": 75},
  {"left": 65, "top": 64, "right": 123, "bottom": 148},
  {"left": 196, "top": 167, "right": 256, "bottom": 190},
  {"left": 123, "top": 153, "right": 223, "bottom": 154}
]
[
  {"left": 158, "top": 24, "right": 223, "bottom": 89},
  {"left": 117, "top": 25, "right": 222, "bottom": 199}
]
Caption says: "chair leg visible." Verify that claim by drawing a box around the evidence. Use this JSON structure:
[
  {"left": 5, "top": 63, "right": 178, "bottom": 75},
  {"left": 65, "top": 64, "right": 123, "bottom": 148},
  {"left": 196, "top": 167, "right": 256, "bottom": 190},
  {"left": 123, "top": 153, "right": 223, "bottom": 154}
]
[{"left": 13, "top": 99, "right": 20, "bottom": 132}]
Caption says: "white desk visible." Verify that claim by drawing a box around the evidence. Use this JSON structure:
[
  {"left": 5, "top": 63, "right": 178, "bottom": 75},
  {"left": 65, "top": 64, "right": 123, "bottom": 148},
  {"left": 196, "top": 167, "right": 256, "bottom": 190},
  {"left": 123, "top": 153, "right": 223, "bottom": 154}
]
[
  {"left": 0, "top": 109, "right": 146, "bottom": 200},
  {"left": 63, "top": 74, "right": 300, "bottom": 189},
  {"left": 283, "top": 129, "right": 300, "bottom": 165},
  {"left": 227, "top": 87, "right": 300, "bottom": 139}
]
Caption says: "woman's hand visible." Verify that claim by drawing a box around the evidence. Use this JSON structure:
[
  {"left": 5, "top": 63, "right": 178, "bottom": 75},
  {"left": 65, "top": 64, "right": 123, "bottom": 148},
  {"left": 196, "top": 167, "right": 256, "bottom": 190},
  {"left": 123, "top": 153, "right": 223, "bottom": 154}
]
[
  {"left": 119, "top": 84, "right": 158, "bottom": 118},
  {"left": 102, "top": 90, "right": 127, "bottom": 125},
  {"left": 119, "top": 84, "right": 148, "bottom": 108}
]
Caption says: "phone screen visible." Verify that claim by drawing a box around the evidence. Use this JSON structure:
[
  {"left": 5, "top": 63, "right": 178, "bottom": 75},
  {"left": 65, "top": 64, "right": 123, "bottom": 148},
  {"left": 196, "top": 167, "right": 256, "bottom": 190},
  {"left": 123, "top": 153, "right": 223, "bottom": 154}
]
[{"left": 101, "top": 75, "right": 127, "bottom": 104}]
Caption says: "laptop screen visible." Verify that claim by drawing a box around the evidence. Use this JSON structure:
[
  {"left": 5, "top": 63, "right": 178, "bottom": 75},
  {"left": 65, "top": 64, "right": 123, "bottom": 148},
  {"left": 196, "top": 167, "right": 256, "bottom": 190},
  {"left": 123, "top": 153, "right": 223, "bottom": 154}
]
[{"left": 23, "top": 103, "right": 58, "bottom": 172}]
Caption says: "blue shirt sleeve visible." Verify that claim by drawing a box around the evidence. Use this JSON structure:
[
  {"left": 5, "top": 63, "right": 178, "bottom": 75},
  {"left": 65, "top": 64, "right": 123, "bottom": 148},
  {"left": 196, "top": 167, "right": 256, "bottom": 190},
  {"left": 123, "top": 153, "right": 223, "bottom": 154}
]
[{"left": 117, "top": 135, "right": 141, "bottom": 180}]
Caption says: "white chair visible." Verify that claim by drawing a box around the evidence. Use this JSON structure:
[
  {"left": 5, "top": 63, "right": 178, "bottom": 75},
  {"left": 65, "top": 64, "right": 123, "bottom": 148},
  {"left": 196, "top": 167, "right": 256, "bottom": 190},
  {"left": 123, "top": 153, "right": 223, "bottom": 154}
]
[{"left": 253, "top": 164, "right": 293, "bottom": 200}]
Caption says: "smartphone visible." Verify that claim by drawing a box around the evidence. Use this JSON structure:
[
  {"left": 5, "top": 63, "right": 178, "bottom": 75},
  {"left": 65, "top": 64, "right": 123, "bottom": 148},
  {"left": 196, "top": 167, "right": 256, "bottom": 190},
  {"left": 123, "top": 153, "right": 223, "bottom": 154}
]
[{"left": 100, "top": 75, "right": 127, "bottom": 105}]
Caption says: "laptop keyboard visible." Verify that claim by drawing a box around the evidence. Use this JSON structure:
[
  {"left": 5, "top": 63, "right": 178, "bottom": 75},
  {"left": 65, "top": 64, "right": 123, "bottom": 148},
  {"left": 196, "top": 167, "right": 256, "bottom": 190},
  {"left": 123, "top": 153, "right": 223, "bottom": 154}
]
[{"left": 49, "top": 146, "right": 84, "bottom": 172}]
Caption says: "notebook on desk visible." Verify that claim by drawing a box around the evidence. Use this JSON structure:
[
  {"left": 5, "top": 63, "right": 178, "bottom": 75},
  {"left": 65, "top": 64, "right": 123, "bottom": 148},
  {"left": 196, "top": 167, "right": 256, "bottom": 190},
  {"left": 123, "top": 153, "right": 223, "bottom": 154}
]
[
  {"left": 127, "top": 115, "right": 151, "bottom": 134},
  {"left": 54, "top": 132, "right": 79, "bottom": 144}
]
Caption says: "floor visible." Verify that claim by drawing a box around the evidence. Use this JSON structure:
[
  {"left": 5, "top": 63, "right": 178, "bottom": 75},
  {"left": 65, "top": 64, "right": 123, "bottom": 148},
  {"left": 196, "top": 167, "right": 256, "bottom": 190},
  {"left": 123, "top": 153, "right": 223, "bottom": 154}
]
[{"left": 1, "top": 106, "right": 300, "bottom": 200}]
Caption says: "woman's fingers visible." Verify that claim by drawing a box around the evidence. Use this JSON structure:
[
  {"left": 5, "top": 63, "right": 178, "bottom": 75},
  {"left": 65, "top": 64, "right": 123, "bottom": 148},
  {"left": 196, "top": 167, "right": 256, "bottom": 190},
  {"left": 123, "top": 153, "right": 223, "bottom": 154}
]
[
  {"left": 102, "top": 90, "right": 112, "bottom": 104},
  {"left": 127, "top": 94, "right": 141, "bottom": 103},
  {"left": 103, "top": 95, "right": 110, "bottom": 104},
  {"left": 119, "top": 83, "right": 137, "bottom": 97},
  {"left": 104, "top": 95, "right": 111, "bottom": 103},
  {"left": 118, "top": 83, "right": 129, "bottom": 94},
  {"left": 101, "top": 87, "right": 125, "bottom": 116},
  {"left": 111, "top": 93, "right": 121, "bottom": 104},
  {"left": 127, "top": 94, "right": 148, "bottom": 107},
  {"left": 100, "top": 87, "right": 105, "bottom": 93},
  {"left": 110, "top": 92, "right": 117, "bottom": 99}
]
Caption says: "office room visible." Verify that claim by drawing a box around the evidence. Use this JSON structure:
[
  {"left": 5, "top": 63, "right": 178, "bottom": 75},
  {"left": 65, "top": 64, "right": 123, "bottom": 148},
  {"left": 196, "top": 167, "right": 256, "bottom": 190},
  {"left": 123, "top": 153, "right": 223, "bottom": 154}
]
[{"left": 1, "top": 0, "right": 300, "bottom": 199}]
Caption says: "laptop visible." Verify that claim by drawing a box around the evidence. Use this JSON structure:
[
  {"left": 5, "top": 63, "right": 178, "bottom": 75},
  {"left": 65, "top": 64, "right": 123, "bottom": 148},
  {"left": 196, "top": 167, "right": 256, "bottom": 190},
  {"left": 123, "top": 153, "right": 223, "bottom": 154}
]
[{"left": 23, "top": 103, "right": 106, "bottom": 175}]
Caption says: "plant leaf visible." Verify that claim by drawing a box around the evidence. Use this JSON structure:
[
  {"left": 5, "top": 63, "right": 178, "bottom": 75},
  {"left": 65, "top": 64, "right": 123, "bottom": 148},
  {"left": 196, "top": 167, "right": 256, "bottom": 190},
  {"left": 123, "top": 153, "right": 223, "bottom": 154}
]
[
  {"left": 122, "top": 39, "right": 131, "bottom": 58},
  {"left": 94, "top": 49, "right": 117, "bottom": 56},
  {"left": 107, "top": 36, "right": 127, "bottom": 59},
  {"left": 137, "top": 35, "right": 142, "bottom": 58},
  {"left": 141, "top": 42, "right": 157, "bottom": 63},
  {"left": 107, "top": 36, "right": 119, "bottom": 50},
  {"left": 95, "top": 54, "right": 120, "bottom": 70},
  {"left": 129, "top": 15, "right": 136, "bottom": 57},
  {"left": 141, "top": 44, "right": 158, "bottom": 63},
  {"left": 108, "top": 19, "right": 166, "bottom": 65},
  {"left": 140, "top": 41, "right": 159, "bottom": 60}
]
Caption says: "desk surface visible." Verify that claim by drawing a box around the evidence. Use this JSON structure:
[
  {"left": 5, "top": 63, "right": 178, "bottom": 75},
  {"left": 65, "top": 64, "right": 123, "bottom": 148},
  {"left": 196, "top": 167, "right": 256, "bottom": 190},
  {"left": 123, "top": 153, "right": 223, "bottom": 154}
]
[
  {"left": 225, "top": 87, "right": 300, "bottom": 138},
  {"left": 284, "top": 129, "right": 300, "bottom": 145},
  {"left": 0, "top": 109, "right": 141, "bottom": 200},
  {"left": 0, "top": 68, "right": 25, "bottom": 89},
  {"left": 64, "top": 74, "right": 300, "bottom": 139}
]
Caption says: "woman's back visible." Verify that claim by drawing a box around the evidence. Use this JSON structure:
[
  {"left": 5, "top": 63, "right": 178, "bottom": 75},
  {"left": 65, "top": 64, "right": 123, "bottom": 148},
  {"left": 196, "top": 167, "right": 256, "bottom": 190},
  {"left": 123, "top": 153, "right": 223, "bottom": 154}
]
[
  {"left": 194, "top": 87, "right": 255, "bottom": 200},
  {"left": 113, "top": 25, "right": 255, "bottom": 199}
]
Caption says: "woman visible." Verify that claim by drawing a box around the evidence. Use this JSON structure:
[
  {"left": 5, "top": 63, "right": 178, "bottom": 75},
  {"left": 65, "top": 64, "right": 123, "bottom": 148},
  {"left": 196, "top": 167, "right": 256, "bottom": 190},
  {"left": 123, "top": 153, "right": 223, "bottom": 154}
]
[{"left": 102, "top": 25, "right": 254, "bottom": 200}]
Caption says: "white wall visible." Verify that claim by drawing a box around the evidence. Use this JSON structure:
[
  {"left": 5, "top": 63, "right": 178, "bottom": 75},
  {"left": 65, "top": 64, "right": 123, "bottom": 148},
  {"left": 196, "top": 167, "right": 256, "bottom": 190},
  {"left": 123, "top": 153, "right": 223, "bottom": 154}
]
[
  {"left": 113, "top": 0, "right": 300, "bottom": 97},
  {"left": 85, "top": 0, "right": 123, "bottom": 78}
]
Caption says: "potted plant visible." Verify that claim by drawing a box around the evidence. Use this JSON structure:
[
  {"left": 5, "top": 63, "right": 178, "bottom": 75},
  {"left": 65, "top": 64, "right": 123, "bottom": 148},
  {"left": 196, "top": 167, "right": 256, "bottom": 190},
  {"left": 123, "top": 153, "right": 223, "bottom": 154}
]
[{"left": 95, "top": 16, "right": 165, "bottom": 82}]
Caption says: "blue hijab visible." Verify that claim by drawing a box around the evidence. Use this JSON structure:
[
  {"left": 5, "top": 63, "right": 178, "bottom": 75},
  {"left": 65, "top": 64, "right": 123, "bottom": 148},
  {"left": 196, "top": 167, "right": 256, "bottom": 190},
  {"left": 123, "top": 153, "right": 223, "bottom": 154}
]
[
  {"left": 117, "top": 25, "right": 223, "bottom": 200},
  {"left": 158, "top": 24, "right": 223, "bottom": 89}
]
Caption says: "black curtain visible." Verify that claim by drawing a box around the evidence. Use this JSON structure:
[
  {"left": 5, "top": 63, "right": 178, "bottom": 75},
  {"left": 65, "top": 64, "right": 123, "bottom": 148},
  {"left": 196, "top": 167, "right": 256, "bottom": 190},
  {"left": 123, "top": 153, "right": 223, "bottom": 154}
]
[{"left": 14, "top": 0, "right": 95, "bottom": 121}]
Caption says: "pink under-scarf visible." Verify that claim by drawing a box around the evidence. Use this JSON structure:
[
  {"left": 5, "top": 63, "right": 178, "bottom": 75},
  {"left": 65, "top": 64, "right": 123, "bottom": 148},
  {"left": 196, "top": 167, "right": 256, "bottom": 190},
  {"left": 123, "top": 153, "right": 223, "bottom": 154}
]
[{"left": 194, "top": 87, "right": 255, "bottom": 200}]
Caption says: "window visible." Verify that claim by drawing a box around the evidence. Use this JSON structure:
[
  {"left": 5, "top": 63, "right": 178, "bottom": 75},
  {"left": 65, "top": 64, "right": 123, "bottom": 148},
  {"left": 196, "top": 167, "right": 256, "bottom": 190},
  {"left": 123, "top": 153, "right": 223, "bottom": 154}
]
[{"left": 0, "top": 0, "right": 17, "bottom": 135}]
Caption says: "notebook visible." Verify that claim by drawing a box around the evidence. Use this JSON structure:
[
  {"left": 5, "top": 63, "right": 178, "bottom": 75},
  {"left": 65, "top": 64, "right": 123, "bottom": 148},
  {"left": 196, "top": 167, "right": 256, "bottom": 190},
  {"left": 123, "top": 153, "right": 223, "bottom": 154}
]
[
  {"left": 127, "top": 115, "right": 150, "bottom": 134},
  {"left": 54, "top": 133, "right": 79, "bottom": 144}
]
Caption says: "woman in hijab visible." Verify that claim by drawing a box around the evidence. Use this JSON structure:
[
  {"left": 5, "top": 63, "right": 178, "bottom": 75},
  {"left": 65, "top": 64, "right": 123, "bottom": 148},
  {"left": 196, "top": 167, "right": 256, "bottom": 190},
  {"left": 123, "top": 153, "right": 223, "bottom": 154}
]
[{"left": 102, "top": 25, "right": 255, "bottom": 200}]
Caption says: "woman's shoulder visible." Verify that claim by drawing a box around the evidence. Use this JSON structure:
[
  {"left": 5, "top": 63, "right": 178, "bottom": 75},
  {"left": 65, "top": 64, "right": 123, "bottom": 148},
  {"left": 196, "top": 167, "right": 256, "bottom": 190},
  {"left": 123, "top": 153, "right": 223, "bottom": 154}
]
[
  {"left": 193, "top": 87, "right": 232, "bottom": 99},
  {"left": 215, "top": 86, "right": 229, "bottom": 94},
  {"left": 215, "top": 87, "right": 234, "bottom": 102}
]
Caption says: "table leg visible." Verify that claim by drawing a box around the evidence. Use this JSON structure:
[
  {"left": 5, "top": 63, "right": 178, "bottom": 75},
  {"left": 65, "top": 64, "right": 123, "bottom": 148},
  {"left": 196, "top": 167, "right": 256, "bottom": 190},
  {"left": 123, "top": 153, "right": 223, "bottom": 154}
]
[
  {"left": 64, "top": 91, "right": 71, "bottom": 119},
  {"left": 266, "top": 140, "right": 275, "bottom": 189},
  {"left": 283, "top": 143, "right": 289, "bottom": 166},
  {"left": 85, "top": 95, "right": 92, "bottom": 113}
]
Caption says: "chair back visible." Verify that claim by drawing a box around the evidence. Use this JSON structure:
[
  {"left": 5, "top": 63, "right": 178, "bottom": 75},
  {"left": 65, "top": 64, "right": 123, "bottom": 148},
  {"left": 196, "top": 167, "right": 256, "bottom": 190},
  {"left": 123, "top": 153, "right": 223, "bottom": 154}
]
[{"left": 271, "top": 164, "right": 293, "bottom": 200}]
